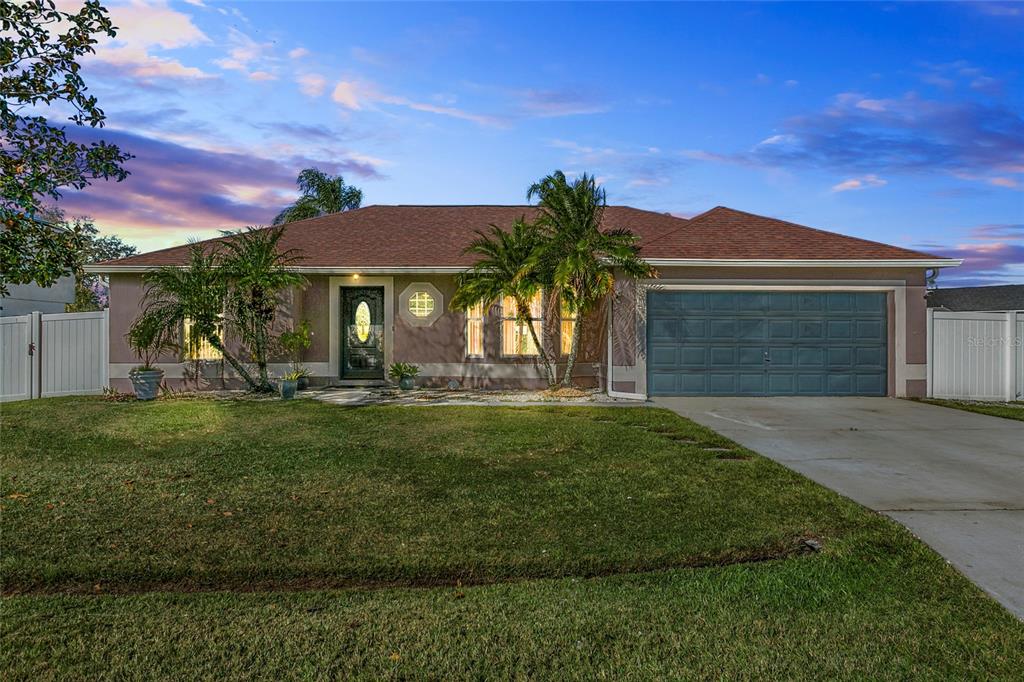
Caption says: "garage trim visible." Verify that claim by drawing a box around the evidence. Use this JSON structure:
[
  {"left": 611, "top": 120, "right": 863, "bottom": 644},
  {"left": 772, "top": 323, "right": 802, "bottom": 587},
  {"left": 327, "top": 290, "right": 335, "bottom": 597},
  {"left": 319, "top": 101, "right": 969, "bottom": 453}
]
[{"left": 607, "top": 280, "right": 913, "bottom": 400}]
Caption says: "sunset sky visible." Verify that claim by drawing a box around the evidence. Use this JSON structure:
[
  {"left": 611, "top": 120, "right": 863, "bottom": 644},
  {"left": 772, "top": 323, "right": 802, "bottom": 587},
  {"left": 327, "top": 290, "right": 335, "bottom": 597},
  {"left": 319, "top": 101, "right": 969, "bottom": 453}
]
[{"left": 52, "top": 1, "right": 1023, "bottom": 285}]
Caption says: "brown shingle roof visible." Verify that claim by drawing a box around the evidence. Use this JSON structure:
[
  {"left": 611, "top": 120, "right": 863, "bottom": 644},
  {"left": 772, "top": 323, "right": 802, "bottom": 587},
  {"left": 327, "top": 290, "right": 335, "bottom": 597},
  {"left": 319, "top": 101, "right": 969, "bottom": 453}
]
[{"left": 95, "top": 204, "right": 944, "bottom": 269}]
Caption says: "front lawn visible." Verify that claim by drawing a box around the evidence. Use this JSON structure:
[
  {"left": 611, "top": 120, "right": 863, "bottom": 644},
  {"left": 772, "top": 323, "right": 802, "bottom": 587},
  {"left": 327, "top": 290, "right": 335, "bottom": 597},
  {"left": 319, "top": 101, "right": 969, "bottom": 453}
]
[
  {"left": 918, "top": 398, "right": 1024, "bottom": 422},
  {"left": 2, "top": 397, "right": 1021, "bottom": 679}
]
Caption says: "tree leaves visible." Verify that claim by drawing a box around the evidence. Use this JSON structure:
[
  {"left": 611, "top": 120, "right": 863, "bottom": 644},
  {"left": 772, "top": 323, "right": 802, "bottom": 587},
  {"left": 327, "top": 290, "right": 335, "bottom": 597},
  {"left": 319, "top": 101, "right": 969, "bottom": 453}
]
[{"left": 1, "top": 0, "right": 132, "bottom": 293}]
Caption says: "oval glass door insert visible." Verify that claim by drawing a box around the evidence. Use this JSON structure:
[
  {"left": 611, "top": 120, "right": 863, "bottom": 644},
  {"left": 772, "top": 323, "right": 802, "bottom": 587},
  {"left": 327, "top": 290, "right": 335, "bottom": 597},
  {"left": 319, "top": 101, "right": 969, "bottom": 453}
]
[{"left": 355, "top": 300, "right": 371, "bottom": 342}]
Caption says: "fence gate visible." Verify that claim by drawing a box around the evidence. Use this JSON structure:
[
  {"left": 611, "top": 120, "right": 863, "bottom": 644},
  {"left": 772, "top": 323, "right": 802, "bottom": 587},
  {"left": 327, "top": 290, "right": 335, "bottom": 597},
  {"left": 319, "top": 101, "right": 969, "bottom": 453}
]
[
  {"left": 0, "top": 310, "right": 109, "bottom": 403},
  {"left": 927, "top": 309, "right": 1023, "bottom": 401}
]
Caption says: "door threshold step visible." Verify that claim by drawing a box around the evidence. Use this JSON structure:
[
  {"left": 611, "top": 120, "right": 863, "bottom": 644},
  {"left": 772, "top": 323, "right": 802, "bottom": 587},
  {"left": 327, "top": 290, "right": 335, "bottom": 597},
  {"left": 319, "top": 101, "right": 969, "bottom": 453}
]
[{"left": 327, "top": 381, "right": 388, "bottom": 388}]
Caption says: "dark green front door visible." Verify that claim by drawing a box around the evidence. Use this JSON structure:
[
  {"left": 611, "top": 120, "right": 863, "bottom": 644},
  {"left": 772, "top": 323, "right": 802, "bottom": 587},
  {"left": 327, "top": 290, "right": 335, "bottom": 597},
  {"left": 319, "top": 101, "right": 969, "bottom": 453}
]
[
  {"left": 341, "top": 287, "right": 385, "bottom": 380},
  {"left": 647, "top": 291, "right": 887, "bottom": 396}
]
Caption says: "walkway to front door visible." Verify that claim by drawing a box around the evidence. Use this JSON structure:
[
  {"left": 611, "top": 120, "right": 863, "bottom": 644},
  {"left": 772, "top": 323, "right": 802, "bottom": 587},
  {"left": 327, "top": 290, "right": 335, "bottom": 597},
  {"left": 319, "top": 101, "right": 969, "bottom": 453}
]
[{"left": 655, "top": 396, "right": 1024, "bottom": 620}]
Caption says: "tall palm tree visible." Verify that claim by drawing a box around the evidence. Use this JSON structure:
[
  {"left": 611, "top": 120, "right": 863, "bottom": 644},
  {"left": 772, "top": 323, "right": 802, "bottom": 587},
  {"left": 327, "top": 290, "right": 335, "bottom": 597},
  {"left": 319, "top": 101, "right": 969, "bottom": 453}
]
[
  {"left": 219, "top": 226, "right": 308, "bottom": 391},
  {"left": 135, "top": 242, "right": 259, "bottom": 390},
  {"left": 527, "top": 171, "right": 656, "bottom": 387},
  {"left": 272, "top": 168, "right": 363, "bottom": 225},
  {"left": 451, "top": 218, "right": 558, "bottom": 387}
]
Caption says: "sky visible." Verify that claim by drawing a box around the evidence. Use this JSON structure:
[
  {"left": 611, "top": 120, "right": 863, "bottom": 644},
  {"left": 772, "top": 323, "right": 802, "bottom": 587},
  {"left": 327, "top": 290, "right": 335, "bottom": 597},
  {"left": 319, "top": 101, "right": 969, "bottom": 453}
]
[{"left": 47, "top": 1, "right": 1024, "bottom": 285}]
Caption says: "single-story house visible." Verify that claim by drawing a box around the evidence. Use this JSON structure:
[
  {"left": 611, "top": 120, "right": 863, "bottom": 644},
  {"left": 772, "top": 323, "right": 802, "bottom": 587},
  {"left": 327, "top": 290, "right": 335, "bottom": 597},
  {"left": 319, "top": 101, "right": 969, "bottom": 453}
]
[
  {"left": 88, "top": 205, "right": 960, "bottom": 399},
  {"left": 0, "top": 276, "right": 75, "bottom": 316},
  {"left": 926, "top": 284, "right": 1024, "bottom": 312}
]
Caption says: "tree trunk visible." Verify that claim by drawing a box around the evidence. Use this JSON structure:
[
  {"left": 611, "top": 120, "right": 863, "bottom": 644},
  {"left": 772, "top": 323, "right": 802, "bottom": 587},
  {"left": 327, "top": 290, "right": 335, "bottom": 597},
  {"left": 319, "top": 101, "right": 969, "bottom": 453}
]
[
  {"left": 562, "top": 312, "right": 584, "bottom": 387},
  {"left": 207, "top": 334, "right": 259, "bottom": 391},
  {"left": 521, "top": 297, "right": 557, "bottom": 387}
]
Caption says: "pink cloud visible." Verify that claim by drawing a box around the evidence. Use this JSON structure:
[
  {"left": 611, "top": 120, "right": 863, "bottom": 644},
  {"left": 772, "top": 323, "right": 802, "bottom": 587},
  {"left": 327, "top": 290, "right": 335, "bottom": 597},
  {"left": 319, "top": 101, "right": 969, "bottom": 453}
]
[{"left": 55, "top": 128, "right": 385, "bottom": 251}]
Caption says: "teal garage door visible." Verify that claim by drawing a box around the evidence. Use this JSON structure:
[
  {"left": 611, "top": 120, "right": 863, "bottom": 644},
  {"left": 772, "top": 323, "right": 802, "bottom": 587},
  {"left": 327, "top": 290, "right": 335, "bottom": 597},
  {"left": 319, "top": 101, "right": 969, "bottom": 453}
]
[{"left": 647, "top": 291, "right": 887, "bottom": 396}]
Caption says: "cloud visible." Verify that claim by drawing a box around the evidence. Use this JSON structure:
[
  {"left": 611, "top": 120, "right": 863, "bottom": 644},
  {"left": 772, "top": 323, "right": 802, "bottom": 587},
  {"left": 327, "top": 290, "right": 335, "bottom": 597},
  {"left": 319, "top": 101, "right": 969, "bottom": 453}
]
[
  {"left": 105, "top": 0, "right": 209, "bottom": 50},
  {"left": 550, "top": 139, "right": 684, "bottom": 192},
  {"left": 515, "top": 88, "right": 609, "bottom": 117},
  {"left": 917, "top": 60, "right": 1004, "bottom": 94},
  {"left": 297, "top": 73, "right": 328, "bottom": 97},
  {"left": 685, "top": 91, "right": 1024, "bottom": 187},
  {"left": 330, "top": 79, "right": 502, "bottom": 126},
  {"left": 331, "top": 81, "right": 364, "bottom": 109},
  {"left": 81, "top": 0, "right": 213, "bottom": 83},
  {"left": 831, "top": 174, "right": 887, "bottom": 192},
  {"left": 214, "top": 27, "right": 274, "bottom": 76},
  {"left": 971, "top": 2, "right": 1023, "bottom": 17},
  {"left": 55, "top": 127, "right": 385, "bottom": 247},
  {"left": 922, "top": 223, "right": 1024, "bottom": 285},
  {"left": 288, "top": 47, "right": 310, "bottom": 59},
  {"left": 85, "top": 46, "right": 213, "bottom": 81},
  {"left": 252, "top": 122, "right": 345, "bottom": 143}
]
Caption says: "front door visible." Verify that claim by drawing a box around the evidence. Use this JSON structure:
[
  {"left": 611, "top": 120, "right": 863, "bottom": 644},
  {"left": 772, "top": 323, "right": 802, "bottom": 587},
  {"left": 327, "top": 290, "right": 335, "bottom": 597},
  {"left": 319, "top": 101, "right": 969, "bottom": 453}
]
[{"left": 341, "top": 287, "right": 385, "bottom": 380}]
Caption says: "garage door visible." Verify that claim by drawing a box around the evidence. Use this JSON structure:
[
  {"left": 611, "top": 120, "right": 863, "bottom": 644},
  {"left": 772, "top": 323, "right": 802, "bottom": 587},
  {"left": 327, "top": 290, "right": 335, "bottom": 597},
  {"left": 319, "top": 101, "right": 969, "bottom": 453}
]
[{"left": 647, "top": 291, "right": 887, "bottom": 396}]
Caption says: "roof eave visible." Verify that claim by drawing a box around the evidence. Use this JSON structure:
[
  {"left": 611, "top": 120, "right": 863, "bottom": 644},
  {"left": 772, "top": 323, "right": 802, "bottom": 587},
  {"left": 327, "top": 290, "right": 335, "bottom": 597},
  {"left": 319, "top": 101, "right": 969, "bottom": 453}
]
[
  {"left": 87, "top": 257, "right": 963, "bottom": 275},
  {"left": 643, "top": 258, "right": 962, "bottom": 268}
]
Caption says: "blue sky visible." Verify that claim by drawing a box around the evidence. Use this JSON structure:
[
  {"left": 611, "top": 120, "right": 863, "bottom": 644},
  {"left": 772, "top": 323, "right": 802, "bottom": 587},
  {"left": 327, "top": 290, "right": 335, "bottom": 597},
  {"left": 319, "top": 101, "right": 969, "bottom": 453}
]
[{"left": 57, "top": 1, "right": 1023, "bottom": 284}]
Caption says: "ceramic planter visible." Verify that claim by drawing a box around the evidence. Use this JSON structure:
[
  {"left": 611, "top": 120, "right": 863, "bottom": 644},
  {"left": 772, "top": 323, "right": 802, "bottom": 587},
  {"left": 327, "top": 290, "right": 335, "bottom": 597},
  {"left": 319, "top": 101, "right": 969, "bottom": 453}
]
[
  {"left": 128, "top": 368, "right": 164, "bottom": 401},
  {"left": 296, "top": 376, "right": 309, "bottom": 391},
  {"left": 280, "top": 379, "right": 298, "bottom": 400},
  {"left": 399, "top": 376, "right": 415, "bottom": 391}
]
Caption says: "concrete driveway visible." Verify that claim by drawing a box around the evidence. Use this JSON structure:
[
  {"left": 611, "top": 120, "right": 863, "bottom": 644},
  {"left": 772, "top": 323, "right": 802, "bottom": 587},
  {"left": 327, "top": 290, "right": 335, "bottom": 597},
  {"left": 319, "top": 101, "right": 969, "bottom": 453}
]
[{"left": 654, "top": 396, "right": 1024, "bottom": 619}]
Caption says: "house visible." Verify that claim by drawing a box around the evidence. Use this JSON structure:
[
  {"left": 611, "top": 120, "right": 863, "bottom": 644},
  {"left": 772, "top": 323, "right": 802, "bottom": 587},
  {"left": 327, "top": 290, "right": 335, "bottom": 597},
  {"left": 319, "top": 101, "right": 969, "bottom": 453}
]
[
  {"left": 926, "top": 284, "right": 1024, "bottom": 312},
  {"left": 87, "top": 205, "right": 960, "bottom": 398},
  {"left": 0, "top": 276, "right": 75, "bottom": 316}
]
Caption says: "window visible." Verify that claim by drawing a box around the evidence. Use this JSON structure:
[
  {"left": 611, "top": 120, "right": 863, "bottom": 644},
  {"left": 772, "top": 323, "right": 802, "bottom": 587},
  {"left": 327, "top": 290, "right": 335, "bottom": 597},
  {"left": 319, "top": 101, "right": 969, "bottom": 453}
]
[
  {"left": 560, "top": 302, "right": 577, "bottom": 356},
  {"left": 501, "top": 292, "right": 542, "bottom": 356},
  {"left": 182, "top": 317, "right": 222, "bottom": 361},
  {"left": 408, "top": 291, "right": 435, "bottom": 318},
  {"left": 466, "top": 301, "right": 484, "bottom": 357}
]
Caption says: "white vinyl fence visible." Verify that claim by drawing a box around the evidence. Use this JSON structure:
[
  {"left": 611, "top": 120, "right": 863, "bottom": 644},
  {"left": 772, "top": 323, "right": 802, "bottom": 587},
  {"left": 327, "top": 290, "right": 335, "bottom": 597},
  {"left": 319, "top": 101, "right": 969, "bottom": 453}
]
[
  {"left": 0, "top": 310, "right": 109, "bottom": 403},
  {"left": 927, "top": 309, "right": 1023, "bottom": 401}
]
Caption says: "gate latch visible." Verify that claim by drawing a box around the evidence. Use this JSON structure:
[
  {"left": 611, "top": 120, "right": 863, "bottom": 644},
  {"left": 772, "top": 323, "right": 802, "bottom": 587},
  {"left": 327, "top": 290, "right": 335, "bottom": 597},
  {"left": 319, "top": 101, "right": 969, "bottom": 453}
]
[
  {"left": 28, "top": 342, "right": 35, "bottom": 356},
  {"left": 763, "top": 350, "right": 770, "bottom": 363}
]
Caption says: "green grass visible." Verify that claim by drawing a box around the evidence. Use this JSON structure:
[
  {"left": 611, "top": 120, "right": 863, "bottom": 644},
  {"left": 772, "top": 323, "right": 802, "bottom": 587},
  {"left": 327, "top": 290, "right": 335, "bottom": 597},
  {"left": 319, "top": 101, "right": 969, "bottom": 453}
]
[
  {"left": 918, "top": 398, "right": 1024, "bottom": 422},
  {"left": 2, "top": 397, "right": 1021, "bottom": 679}
]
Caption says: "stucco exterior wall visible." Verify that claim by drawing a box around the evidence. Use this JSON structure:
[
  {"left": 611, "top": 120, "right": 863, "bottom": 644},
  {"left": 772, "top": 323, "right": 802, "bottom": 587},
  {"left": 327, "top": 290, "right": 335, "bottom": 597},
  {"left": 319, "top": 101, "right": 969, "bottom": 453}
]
[
  {"left": 107, "top": 272, "right": 602, "bottom": 391},
  {"left": 607, "top": 266, "right": 931, "bottom": 398}
]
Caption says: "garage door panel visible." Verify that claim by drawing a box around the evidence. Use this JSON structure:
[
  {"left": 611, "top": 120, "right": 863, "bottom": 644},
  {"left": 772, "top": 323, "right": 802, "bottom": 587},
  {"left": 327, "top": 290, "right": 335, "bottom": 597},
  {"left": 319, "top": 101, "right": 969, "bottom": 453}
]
[
  {"left": 646, "top": 291, "right": 887, "bottom": 397},
  {"left": 709, "top": 319, "right": 737, "bottom": 339},
  {"left": 737, "top": 319, "right": 766, "bottom": 340},
  {"left": 649, "top": 318, "right": 678, "bottom": 341},
  {"left": 796, "top": 347, "right": 825, "bottom": 368},
  {"left": 856, "top": 320, "right": 885, "bottom": 341},
  {"left": 855, "top": 346, "right": 885, "bottom": 368},
  {"left": 769, "top": 320, "right": 795, "bottom": 339},
  {"left": 680, "top": 346, "right": 707, "bottom": 367},
  {"left": 856, "top": 373, "right": 886, "bottom": 394},
  {"left": 827, "top": 346, "right": 852, "bottom": 367},
  {"left": 681, "top": 319, "right": 707, "bottom": 339},
  {"left": 649, "top": 345, "right": 680, "bottom": 367}
]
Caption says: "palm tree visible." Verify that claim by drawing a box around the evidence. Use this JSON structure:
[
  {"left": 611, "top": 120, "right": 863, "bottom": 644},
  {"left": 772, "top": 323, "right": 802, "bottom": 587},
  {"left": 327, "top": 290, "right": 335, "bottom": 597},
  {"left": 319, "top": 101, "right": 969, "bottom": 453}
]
[
  {"left": 527, "top": 171, "right": 656, "bottom": 387},
  {"left": 451, "top": 218, "right": 558, "bottom": 387},
  {"left": 219, "top": 226, "right": 308, "bottom": 391},
  {"left": 272, "top": 168, "right": 363, "bottom": 225},
  {"left": 134, "top": 242, "right": 260, "bottom": 390}
]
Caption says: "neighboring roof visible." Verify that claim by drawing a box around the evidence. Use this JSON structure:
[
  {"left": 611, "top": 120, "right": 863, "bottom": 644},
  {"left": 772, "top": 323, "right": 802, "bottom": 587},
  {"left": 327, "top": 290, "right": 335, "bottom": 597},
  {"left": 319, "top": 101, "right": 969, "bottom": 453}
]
[
  {"left": 926, "top": 285, "right": 1024, "bottom": 311},
  {"left": 90, "top": 204, "right": 956, "bottom": 271}
]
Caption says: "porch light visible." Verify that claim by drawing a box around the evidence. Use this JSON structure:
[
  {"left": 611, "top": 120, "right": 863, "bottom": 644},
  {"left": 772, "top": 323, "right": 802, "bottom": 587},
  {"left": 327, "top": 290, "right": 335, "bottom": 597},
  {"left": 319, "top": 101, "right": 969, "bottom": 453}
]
[{"left": 352, "top": 273, "right": 360, "bottom": 280}]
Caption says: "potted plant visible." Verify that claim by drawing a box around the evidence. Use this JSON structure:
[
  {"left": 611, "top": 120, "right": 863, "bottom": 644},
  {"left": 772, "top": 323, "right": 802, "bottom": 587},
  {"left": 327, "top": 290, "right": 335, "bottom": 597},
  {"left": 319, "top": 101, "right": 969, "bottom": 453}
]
[
  {"left": 125, "top": 316, "right": 176, "bottom": 401},
  {"left": 388, "top": 362, "right": 420, "bottom": 390},
  {"left": 293, "top": 366, "right": 312, "bottom": 390},
  {"left": 279, "top": 370, "right": 302, "bottom": 400},
  {"left": 278, "top": 321, "right": 312, "bottom": 389}
]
